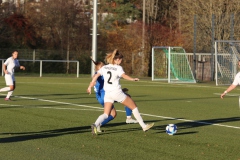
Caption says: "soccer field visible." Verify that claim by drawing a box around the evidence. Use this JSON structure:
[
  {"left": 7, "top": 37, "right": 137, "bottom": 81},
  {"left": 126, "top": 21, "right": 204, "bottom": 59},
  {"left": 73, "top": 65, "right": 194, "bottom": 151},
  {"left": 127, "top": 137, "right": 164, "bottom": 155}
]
[{"left": 0, "top": 76, "right": 239, "bottom": 160}]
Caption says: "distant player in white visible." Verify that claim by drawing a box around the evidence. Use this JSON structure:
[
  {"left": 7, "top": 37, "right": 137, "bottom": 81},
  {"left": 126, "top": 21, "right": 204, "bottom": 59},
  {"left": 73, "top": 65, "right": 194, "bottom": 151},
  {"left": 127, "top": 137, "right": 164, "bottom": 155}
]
[
  {"left": 0, "top": 51, "right": 25, "bottom": 100},
  {"left": 221, "top": 60, "right": 240, "bottom": 99},
  {"left": 87, "top": 49, "right": 154, "bottom": 135}
]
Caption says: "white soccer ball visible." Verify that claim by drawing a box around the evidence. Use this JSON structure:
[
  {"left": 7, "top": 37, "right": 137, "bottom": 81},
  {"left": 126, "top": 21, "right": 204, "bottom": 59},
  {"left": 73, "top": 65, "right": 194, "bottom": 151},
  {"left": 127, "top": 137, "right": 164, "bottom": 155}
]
[{"left": 166, "top": 124, "right": 177, "bottom": 135}]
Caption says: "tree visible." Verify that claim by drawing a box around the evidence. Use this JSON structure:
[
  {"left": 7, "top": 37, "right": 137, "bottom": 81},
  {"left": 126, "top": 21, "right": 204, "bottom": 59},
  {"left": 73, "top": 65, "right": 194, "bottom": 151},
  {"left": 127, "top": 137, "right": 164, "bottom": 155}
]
[
  {"left": 176, "top": 0, "right": 240, "bottom": 52},
  {"left": 24, "top": 0, "right": 92, "bottom": 73},
  {"left": 99, "top": 0, "right": 140, "bottom": 29},
  {"left": 4, "top": 14, "right": 39, "bottom": 49}
]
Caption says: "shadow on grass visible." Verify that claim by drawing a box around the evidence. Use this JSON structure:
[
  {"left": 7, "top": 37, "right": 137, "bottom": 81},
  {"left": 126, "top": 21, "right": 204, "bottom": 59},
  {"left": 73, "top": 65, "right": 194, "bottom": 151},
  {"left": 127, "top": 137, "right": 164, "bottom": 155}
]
[
  {"left": 0, "top": 117, "right": 239, "bottom": 142},
  {"left": 0, "top": 126, "right": 91, "bottom": 143},
  {"left": 0, "top": 120, "right": 160, "bottom": 142}
]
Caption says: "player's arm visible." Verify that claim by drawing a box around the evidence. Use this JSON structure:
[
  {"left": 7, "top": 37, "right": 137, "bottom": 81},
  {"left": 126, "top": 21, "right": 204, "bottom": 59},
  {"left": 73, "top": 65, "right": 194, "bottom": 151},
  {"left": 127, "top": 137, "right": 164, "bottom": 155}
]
[
  {"left": 87, "top": 72, "right": 101, "bottom": 94},
  {"left": 3, "top": 64, "right": 8, "bottom": 74},
  {"left": 16, "top": 60, "right": 25, "bottom": 70},
  {"left": 221, "top": 84, "right": 237, "bottom": 99},
  {"left": 20, "top": 66, "right": 25, "bottom": 70},
  {"left": 121, "top": 73, "right": 139, "bottom": 81}
]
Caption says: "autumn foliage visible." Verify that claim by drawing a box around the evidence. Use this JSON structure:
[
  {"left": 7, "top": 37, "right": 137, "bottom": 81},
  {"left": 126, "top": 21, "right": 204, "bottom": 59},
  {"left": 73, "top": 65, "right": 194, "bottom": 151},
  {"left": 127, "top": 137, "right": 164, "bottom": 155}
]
[
  {"left": 102, "top": 21, "right": 184, "bottom": 75},
  {"left": 4, "top": 14, "right": 38, "bottom": 48}
]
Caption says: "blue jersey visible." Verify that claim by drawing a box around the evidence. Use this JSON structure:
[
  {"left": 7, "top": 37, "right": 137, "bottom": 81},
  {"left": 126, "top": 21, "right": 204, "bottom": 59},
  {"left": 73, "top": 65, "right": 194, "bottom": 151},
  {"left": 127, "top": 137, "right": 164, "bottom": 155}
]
[{"left": 94, "top": 74, "right": 105, "bottom": 106}]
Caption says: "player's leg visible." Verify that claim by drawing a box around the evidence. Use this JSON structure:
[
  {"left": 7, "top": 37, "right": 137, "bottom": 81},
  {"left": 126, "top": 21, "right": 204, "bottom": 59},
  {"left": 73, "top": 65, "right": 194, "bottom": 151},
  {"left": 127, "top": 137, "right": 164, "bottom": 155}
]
[
  {"left": 0, "top": 74, "right": 12, "bottom": 92},
  {"left": 94, "top": 102, "right": 113, "bottom": 126},
  {"left": 96, "top": 92, "right": 117, "bottom": 132},
  {"left": 125, "top": 106, "right": 138, "bottom": 124},
  {"left": 122, "top": 89, "right": 138, "bottom": 123},
  {"left": 97, "top": 92, "right": 116, "bottom": 126},
  {"left": 91, "top": 102, "right": 113, "bottom": 135},
  {"left": 101, "top": 105, "right": 116, "bottom": 126},
  {"left": 6, "top": 81, "right": 15, "bottom": 100},
  {"left": 0, "top": 86, "right": 11, "bottom": 92},
  {"left": 1, "top": 74, "right": 14, "bottom": 101},
  {"left": 97, "top": 106, "right": 116, "bottom": 132},
  {"left": 96, "top": 93, "right": 108, "bottom": 132},
  {"left": 121, "top": 96, "right": 154, "bottom": 131}
]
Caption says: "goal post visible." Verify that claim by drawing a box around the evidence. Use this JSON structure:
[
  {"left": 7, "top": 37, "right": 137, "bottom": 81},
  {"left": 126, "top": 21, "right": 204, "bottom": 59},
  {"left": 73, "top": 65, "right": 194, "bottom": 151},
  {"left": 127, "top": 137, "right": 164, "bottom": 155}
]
[
  {"left": 215, "top": 40, "right": 240, "bottom": 86},
  {"left": 152, "top": 46, "right": 196, "bottom": 83}
]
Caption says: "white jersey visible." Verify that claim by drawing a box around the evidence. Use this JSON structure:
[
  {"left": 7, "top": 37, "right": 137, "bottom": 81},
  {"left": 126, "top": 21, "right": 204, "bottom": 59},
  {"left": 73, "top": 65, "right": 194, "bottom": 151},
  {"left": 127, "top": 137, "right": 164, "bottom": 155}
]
[
  {"left": 4, "top": 57, "right": 20, "bottom": 75},
  {"left": 232, "top": 72, "right": 240, "bottom": 85},
  {"left": 97, "top": 64, "right": 125, "bottom": 92}
]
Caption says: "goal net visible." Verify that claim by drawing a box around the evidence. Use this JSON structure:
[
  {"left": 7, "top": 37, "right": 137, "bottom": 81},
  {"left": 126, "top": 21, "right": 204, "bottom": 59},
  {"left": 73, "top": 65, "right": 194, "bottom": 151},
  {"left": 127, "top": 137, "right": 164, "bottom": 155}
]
[
  {"left": 215, "top": 40, "right": 240, "bottom": 86},
  {"left": 152, "top": 46, "right": 196, "bottom": 83}
]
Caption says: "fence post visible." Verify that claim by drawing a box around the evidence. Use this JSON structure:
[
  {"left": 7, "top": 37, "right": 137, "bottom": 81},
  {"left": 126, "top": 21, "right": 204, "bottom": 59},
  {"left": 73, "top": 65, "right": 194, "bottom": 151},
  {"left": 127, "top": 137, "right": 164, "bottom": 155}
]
[
  {"left": 215, "top": 42, "right": 218, "bottom": 86},
  {"left": 77, "top": 61, "right": 79, "bottom": 78},
  {"left": 40, "top": 60, "right": 42, "bottom": 77},
  {"left": 33, "top": 49, "right": 35, "bottom": 63}
]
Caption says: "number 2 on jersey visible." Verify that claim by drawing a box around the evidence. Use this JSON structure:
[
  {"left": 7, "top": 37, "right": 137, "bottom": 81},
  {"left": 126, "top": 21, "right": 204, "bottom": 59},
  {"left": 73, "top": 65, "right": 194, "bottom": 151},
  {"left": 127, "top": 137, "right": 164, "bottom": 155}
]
[{"left": 107, "top": 71, "right": 112, "bottom": 84}]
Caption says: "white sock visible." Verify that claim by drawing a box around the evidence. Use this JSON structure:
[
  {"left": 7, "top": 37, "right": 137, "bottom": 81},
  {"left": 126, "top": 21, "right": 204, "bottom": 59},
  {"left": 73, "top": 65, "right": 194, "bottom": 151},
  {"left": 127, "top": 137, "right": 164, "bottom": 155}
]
[
  {"left": 6, "top": 91, "right": 13, "bottom": 98},
  {"left": 0, "top": 87, "right": 10, "bottom": 92},
  {"left": 95, "top": 113, "right": 108, "bottom": 127},
  {"left": 132, "top": 107, "right": 146, "bottom": 128},
  {"left": 127, "top": 116, "right": 131, "bottom": 119}
]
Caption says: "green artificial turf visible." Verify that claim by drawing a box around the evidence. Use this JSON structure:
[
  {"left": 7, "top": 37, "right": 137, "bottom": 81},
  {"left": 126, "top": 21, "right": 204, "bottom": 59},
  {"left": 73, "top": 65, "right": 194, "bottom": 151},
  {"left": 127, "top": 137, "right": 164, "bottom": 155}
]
[{"left": 0, "top": 76, "right": 239, "bottom": 160}]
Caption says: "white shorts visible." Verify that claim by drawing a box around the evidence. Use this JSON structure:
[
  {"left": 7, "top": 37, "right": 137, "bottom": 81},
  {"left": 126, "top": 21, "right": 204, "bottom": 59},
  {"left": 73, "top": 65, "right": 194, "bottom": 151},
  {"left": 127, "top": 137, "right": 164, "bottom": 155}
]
[
  {"left": 104, "top": 89, "right": 127, "bottom": 103},
  {"left": 5, "top": 74, "right": 15, "bottom": 85}
]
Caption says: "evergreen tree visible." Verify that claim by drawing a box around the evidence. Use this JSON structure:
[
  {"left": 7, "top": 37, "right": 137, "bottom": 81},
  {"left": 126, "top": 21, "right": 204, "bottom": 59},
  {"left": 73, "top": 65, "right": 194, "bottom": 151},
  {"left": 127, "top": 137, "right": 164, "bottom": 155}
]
[{"left": 99, "top": 0, "right": 140, "bottom": 29}]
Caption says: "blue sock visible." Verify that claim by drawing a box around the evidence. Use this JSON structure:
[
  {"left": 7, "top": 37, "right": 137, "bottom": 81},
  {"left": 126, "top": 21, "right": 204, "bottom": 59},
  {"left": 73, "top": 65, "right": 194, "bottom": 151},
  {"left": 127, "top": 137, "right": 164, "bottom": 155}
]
[
  {"left": 101, "top": 115, "right": 114, "bottom": 126},
  {"left": 125, "top": 106, "right": 132, "bottom": 117}
]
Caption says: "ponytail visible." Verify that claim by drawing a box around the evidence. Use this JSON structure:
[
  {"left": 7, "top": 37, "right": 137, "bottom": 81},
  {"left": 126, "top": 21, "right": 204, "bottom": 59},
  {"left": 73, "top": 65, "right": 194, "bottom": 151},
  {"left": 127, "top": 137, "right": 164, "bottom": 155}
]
[
  {"left": 105, "top": 49, "right": 123, "bottom": 64},
  {"left": 95, "top": 61, "right": 105, "bottom": 71}
]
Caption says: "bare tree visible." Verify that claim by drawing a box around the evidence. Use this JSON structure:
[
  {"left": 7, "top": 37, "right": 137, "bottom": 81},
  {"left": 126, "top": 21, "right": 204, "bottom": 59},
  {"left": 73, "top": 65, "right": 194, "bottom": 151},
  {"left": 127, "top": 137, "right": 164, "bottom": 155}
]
[
  {"left": 23, "top": 0, "right": 91, "bottom": 73},
  {"left": 177, "top": 0, "right": 240, "bottom": 52}
]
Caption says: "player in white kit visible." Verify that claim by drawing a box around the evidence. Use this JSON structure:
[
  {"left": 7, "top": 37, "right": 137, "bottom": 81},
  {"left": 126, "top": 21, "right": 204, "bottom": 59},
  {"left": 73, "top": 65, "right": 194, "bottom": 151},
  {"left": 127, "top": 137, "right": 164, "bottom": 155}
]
[
  {"left": 0, "top": 51, "right": 25, "bottom": 100},
  {"left": 221, "top": 60, "right": 240, "bottom": 99},
  {"left": 87, "top": 49, "right": 154, "bottom": 135}
]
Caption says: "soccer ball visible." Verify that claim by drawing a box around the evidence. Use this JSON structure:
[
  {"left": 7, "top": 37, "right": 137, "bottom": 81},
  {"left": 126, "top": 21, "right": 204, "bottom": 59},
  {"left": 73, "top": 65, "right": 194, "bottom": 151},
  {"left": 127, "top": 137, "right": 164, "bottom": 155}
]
[{"left": 166, "top": 124, "right": 177, "bottom": 135}]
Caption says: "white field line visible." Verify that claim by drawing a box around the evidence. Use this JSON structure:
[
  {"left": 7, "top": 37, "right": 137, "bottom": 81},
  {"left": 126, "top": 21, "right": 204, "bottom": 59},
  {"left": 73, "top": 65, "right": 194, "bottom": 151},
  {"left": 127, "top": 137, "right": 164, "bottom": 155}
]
[
  {"left": 0, "top": 94, "right": 239, "bottom": 129},
  {"left": 37, "top": 107, "right": 103, "bottom": 112},
  {"left": 0, "top": 104, "right": 22, "bottom": 106},
  {"left": 0, "top": 103, "right": 103, "bottom": 112},
  {"left": 214, "top": 93, "right": 240, "bottom": 96}
]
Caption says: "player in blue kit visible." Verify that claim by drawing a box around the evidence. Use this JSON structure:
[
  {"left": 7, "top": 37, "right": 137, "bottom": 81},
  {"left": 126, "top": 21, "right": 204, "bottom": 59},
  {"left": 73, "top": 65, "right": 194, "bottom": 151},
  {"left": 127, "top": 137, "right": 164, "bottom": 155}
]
[
  {"left": 0, "top": 51, "right": 25, "bottom": 100},
  {"left": 87, "top": 49, "right": 154, "bottom": 135},
  {"left": 91, "top": 59, "right": 138, "bottom": 132}
]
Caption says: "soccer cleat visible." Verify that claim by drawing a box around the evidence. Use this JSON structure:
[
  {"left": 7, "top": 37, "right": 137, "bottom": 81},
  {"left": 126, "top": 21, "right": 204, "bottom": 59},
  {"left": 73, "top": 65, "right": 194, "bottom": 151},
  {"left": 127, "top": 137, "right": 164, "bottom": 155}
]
[
  {"left": 91, "top": 124, "right": 98, "bottom": 135},
  {"left": 97, "top": 125, "right": 102, "bottom": 133},
  {"left": 142, "top": 123, "right": 154, "bottom": 132},
  {"left": 126, "top": 118, "right": 138, "bottom": 124},
  {"left": 4, "top": 98, "right": 11, "bottom": 101}
]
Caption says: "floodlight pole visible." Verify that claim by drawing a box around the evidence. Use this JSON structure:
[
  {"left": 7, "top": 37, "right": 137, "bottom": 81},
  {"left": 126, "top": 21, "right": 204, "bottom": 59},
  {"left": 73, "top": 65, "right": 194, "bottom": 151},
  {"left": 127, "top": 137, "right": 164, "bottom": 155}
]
[
  {"left": 141, "top": 0, "right": 145, "bottom": 75},
  {"left": 91, "top": 0, "right": 98, "bottom": 77}
]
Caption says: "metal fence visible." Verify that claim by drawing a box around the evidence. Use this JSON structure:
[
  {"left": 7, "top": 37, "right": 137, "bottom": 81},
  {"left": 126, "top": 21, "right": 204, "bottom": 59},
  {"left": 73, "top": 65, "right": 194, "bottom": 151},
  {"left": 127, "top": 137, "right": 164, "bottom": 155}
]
[{"left": 0, "top": 59, "right": 79, "bottom": 77}]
